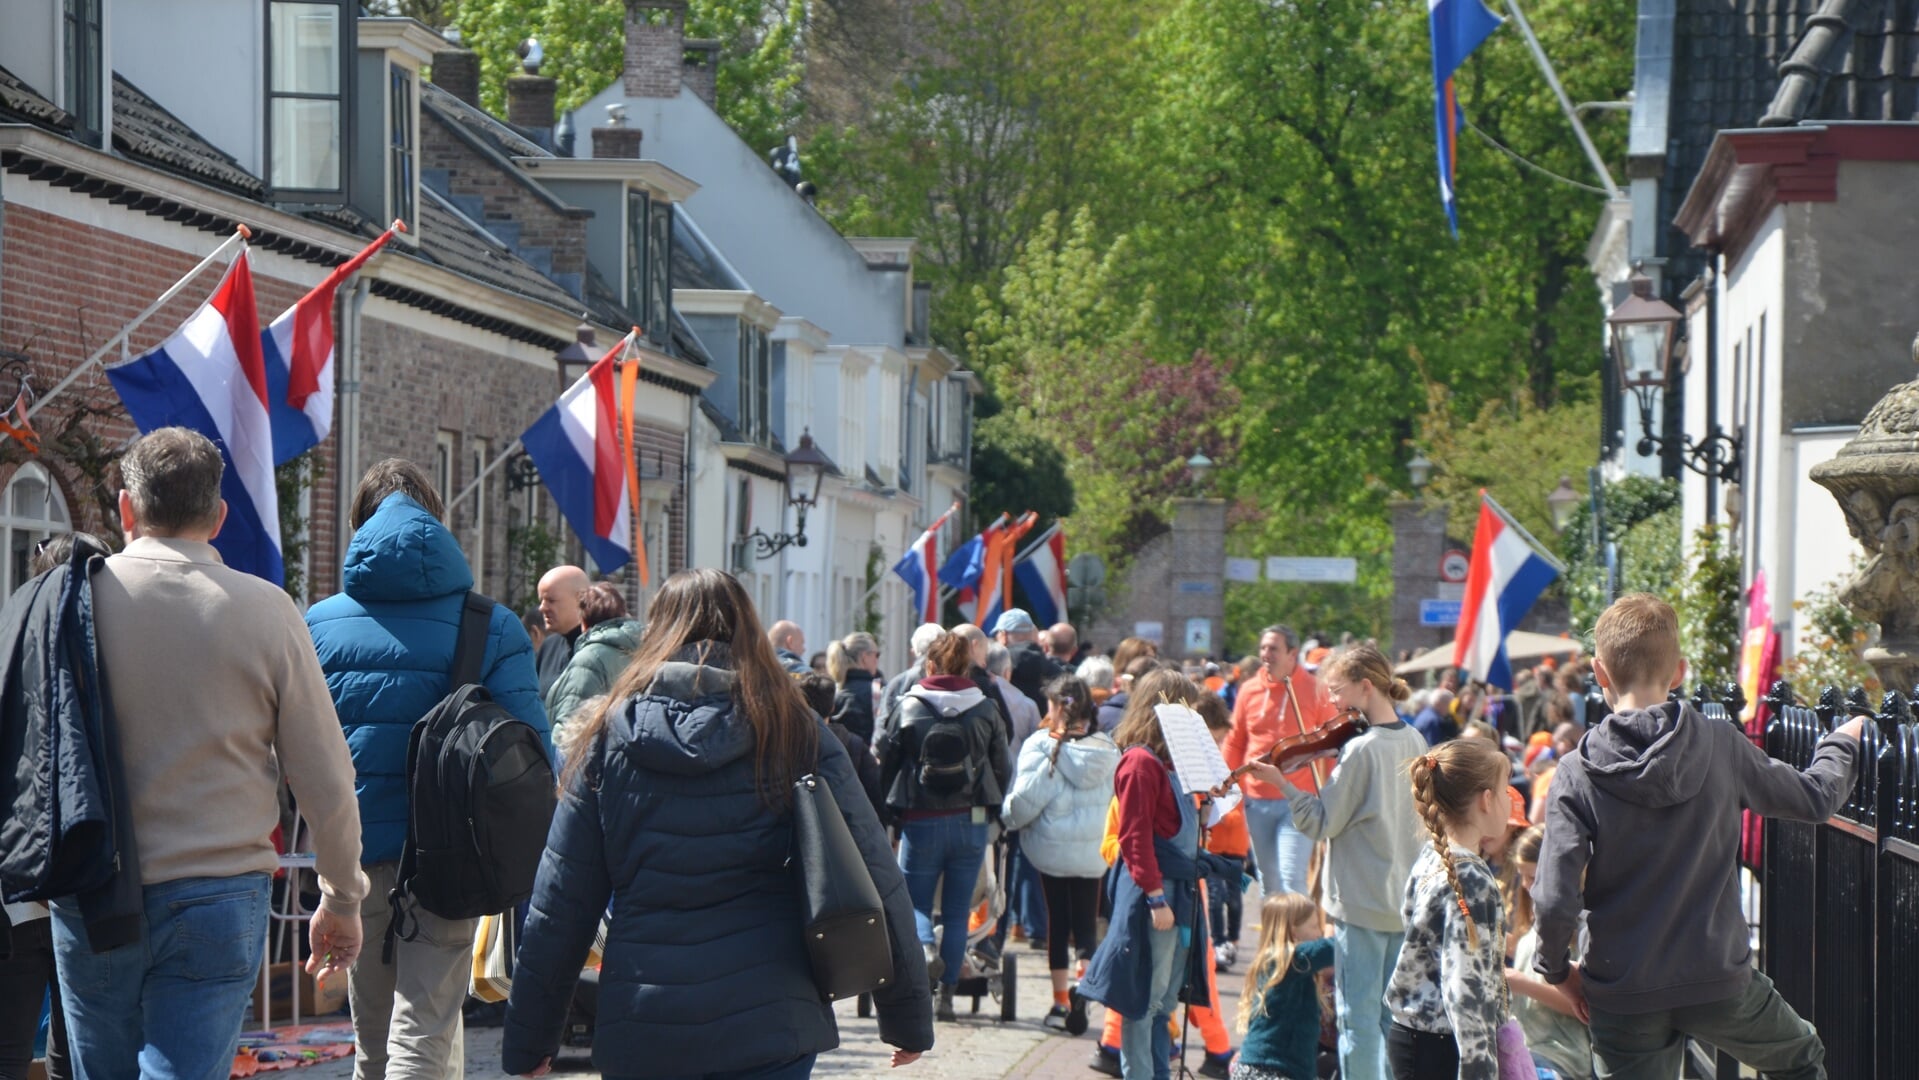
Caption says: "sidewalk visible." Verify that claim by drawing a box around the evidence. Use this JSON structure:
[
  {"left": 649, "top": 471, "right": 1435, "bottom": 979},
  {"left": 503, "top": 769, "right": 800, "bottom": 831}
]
[{"left": 306, "top": 882, "right": 1263, "bottom": 1080}]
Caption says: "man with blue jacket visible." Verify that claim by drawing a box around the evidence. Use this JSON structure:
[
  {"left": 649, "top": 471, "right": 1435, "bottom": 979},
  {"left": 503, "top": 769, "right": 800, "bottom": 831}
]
[{"left": 306, "top": 459, "right": 547, "bottom": 1080}]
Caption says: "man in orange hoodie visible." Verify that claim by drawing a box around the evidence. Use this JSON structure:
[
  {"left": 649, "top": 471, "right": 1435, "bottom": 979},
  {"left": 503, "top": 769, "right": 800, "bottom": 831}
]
[{"left": 1221, "top": 624, "right": 1335, "bottom": 899}]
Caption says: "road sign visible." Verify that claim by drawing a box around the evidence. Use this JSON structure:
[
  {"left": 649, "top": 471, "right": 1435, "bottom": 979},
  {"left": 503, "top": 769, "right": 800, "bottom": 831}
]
[
  {"left": 1420, "top": 599, "right": 1462, "bottom": 627},
  {"left": 1265, "top": 556, "right": 1358, "bottom": 583},
  {"left": 1439, "top": 549, "right": 1471, "bottom": 583},
  {"left": 1185, "top": 618, "right": 1212, "bottom": 655},
  {"left": 1224, "top": 558, "right": 1261, "bottom": 583},
  {"left": 1134, "top": 621, "right": 1164, "bottom": 645}
]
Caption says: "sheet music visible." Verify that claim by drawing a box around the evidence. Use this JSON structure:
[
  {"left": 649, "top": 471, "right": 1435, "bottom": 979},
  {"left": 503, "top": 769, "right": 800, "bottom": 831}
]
[{"left": 1154, "top": 703, "right": 1241, "bottom": 827}]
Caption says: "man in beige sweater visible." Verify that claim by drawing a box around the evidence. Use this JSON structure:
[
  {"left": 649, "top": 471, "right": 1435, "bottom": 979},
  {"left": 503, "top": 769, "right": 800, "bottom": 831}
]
[{"left": 49, "top": 428, "right": 367, "bottom": 1080}]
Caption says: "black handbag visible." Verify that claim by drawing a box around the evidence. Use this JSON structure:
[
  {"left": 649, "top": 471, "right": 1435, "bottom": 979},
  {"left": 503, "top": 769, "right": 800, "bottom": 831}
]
[{"left": 790, "top": 772, "right": 894, "bottom": 1001}]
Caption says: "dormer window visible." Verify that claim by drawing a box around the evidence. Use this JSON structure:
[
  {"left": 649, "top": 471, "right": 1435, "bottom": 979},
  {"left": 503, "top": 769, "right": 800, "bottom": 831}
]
[
  {"left": 626, "top": 190, "right": 672, "bottom": 349},
  {"left": 388, "top": 64, "right": 415, "bottom": 229},
  {"left": 62, "top": 0, "right": 103, "bottom": 147},
  {"left": 267, "top": 0, "right": 350, "bottom": 198}
]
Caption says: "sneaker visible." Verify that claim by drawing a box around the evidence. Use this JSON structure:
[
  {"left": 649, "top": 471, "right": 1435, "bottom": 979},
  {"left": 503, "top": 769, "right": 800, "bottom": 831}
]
[
  {"left": 1087, "top": 1046, "right": 1123, "bottom": 1077},
  {"left": 1198, "top": 1051, "right": 1233, "bottom": 1079},
  {"left": 936, "top": 984, "right": 957, "bottom": 1022},
  {"left": 1027, "top": 936, "right": 1049, "bottom": 951},
  {"left": 1043, "top": 1004, "right": 1071, "bottom": 1032},
  {"left": 1213, "top": 942, "right": 1234, "bottom": 971},
  {"left": 1065, "top": 984, "right": 1089, "bottom": 1036},
  {"left": 923, "top": 943, "right": 945, "bottom": 983}
]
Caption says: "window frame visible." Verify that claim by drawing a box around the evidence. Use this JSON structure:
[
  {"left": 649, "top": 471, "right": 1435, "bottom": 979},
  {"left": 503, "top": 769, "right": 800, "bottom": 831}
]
[
  {"left": 61, "top": 0, "right": 104, "bottom": 148},
  {"left": 625, "top": 189, "right": 650, "bottom": 321},
  {"left": 0, "top": 463, "right": 72, "bottom": 599},
  {"left": 264, "top": 0, "right": 352, "bottom": 202},
  {"left": 387, "top": 62, "right": 416, "bottom": 232},
  {"left": 433, "top": 430, "right": 456, "bottom": 509}
]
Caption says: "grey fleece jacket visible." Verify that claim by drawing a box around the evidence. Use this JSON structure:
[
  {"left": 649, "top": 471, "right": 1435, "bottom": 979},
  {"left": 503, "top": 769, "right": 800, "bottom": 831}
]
[{"left": 1532, "top": 701, "right": 1859, "bottom": 1013}]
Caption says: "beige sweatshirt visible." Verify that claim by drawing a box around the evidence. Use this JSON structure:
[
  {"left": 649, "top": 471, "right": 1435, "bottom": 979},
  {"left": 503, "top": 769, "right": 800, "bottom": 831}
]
[{"left": 92, "top": 538, "right": 367, "bottom": 915}]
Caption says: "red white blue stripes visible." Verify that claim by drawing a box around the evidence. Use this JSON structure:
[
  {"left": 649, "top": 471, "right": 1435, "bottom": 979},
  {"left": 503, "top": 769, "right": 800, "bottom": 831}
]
[
  {"left": 1012, "top": 522, "right": 1067, "bottom": 628},
  {"left": 519, "top": 336, "right": 635, "bottom": 573},
  {"left": 894, "top": 502, "right": 959, "bottom": 624},
  {"left": 260, "top": 224, "right": 400, "bottom": 463},
  {"left": 1453, "top": 493, "right": 1560, "bottom": 690},
  {"left": 106, "top": 252, "right": 283, "bottom": 583}
]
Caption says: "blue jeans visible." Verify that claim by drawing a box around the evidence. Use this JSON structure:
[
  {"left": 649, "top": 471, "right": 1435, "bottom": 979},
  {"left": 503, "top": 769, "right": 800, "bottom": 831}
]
[
  {"left": 1333, "top": 921, "right": 1403, "bottom": 1080},
  {"left": 898, "top": 816, "right": 988, "bottom": 986},
  {"left": 51, "top": 873, "right": 271, "bottom": 1080},
  {"left": 1009, "top": 838, "right": 1048, "bottom": 940},
  {"left": 1243, "top": 797, "right": 1313, "bottom": 897},
  {"left": 1119, "top": 925, "right": 1189, "bottom": 1080},
  {"left": 608, "top": 1055, "right": 816, "bottom": 1080}
]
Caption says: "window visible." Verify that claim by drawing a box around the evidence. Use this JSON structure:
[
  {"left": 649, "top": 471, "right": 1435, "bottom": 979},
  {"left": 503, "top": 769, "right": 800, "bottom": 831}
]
[
  {"left": 434, "top": 430, "right": 456, "bottom": 508},
  {"left": 468, "top": 438, "right": 489, "bottom": 589},
  {"left": 388, "top": 65, "right": 416, "bottom": 231},
  {"left": 1, "top": 465, "right": 72, "bottom": 598},
  {"left": 738, "top": 324, "right": 771, "bottom": 447},
  {"left": 267, "top": 0, "right": 348, "bottom": 196},
  {"left": 62, "top": 0, "right": 103, "bottom": 147},
  {"left": 625, "top": 193, "right": 675, "bottom": 349}
]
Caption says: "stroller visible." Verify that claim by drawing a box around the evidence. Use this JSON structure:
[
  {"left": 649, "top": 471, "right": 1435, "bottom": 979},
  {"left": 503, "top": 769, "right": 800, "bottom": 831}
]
[{"left": 861, "top": 828, "right": 1019, "bottom": 1021}]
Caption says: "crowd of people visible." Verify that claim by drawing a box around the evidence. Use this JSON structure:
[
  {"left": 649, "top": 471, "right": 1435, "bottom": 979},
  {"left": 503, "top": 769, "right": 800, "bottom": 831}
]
[{"left": 0, "top": 427, "right": 1874, "bottom": 1080}]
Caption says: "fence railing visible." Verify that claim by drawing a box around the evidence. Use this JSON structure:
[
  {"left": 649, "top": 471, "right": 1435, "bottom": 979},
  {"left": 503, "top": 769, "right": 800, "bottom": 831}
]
[{"left": 1723, "top": 679, "right": 1919, "bottom": 1080}]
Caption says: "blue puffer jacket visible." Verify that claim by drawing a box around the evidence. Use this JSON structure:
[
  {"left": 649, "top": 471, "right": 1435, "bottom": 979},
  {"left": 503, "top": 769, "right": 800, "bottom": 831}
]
[
  {"left": 305, "top": 494, "right": 548, "bottom": 865},
  {"left": 502, "top": 643, "right": 933, "bottom": 1077}
]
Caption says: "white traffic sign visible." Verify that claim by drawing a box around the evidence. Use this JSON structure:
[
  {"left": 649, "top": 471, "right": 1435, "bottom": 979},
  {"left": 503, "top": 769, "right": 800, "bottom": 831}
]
[{"left": 1265, "top": 556, "right": 1358, "bottom": 583}]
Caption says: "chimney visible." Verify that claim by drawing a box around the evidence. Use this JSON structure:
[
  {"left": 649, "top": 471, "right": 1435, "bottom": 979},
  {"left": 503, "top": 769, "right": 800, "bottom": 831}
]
[
  {"left": 624, "top": 0, "right": 687, "bottom": 99},
  {"left": 431, "top": 48, "right": 480, "bottom": 108},
  {"left": 593, "top": 104, "right": 645, "bottom": 159},
  {"left": 505, "top": 38, "right": 557, "bottom": 134},
  {"left": 682, "top": 39, "right": 719, "bottom": 107}
]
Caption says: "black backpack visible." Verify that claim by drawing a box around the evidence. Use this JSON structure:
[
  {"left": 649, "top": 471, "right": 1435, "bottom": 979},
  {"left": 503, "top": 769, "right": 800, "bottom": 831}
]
[
  {"left": 914, "top": 701, "right": 980, "bottom": 798},
  {"left": 386, "top": 592, "right": 556, "bottom": 958}
]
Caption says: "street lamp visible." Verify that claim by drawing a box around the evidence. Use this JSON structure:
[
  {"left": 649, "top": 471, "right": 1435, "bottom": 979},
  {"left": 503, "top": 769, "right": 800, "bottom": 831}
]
[
  {"left": 747, "top": 429, "right": 839, "bottom": 558},
  {"left": 1407, "top": 451, "right": 1433, "bottom": 492},
  {"left": 1546, "top": 475, "right": 1581, "bottom": 533},
  {"left": 1186, "top": 452, "right": 1214, "bottom": 492},
  {"left": 1607, "top": 272, "right": 1741, "bottom": 483},
  {"left": 554, "top": 321, "right": 597, "bottom": 393}
]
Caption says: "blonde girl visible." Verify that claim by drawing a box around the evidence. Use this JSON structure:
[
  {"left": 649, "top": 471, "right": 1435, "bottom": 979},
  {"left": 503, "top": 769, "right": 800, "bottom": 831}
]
[
  {"left": 1232, "top": 894, "right": 1336, "bottom": 1080},
  {"left": 1382, "top": 738, "right": 1513, "bottom": 1080}
]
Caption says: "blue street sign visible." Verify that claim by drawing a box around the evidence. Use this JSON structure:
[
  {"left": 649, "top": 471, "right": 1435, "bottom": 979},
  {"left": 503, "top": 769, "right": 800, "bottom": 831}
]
[{"left": 1419, "top": 599, "right": 1461, "bottom": 627}]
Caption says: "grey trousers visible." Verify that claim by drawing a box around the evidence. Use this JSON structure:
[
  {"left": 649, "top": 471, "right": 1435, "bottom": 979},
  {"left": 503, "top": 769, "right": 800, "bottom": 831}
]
[
  {"left": 349, "top": 862, "right": 478, "bottom": 1080},
  {"left": 1587, "top": 969, "right": 1823, "bottom": 1080}
]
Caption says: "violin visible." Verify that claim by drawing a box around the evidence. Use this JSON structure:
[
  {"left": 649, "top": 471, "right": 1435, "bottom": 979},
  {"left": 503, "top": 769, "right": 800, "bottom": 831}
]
[{"left": 1222, "top": 705, "right": 1370, "bottom": 788}]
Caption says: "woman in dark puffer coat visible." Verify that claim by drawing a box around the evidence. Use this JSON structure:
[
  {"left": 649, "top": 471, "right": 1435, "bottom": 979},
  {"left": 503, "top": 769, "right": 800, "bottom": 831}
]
[
  {"left": 826, "top": 631, "right": 882, "bottom": 745},
  {"left": 503, "top": 568, "right": 932, "bottom": 1080}
]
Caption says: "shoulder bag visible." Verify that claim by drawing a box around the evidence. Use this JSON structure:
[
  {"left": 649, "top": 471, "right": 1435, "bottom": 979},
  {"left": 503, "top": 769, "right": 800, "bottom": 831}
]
[{"left": 791, "top": 772, "right": 894, "bottom": 1001}]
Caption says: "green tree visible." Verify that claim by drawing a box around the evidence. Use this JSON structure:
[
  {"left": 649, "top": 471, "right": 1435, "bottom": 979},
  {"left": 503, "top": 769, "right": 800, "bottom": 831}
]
[
  {"left": 968, "top": 411, "right": 1076, "bottom": 531},
  {"left": 456, "top": 0, "right": 806, "bottom": 154},
  {"left": 1678, "top": 524, "right": 1742, "bottom": 690}
]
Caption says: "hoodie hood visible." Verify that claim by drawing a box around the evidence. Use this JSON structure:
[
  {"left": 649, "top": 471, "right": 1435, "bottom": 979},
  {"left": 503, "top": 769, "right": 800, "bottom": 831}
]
[
  {"left": 342, "top": 493, "right": 474, "bottom": 602},
  {"left": 619, "top": 641, "right": 754, "bottom": 777},
  {"left": 905, "top": 682, "right": 986, "bottom": 715},
  {"left": 1050, "top": 731, "right": 1120, "bottom": 790},
  {"left": 1580, "top": 701, "right": 1712, "bottom": 808}
]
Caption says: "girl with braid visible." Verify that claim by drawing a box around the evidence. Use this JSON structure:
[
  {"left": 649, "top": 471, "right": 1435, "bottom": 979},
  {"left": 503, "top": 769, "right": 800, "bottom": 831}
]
[{"left": 1383, "top": 738, "right": 1515, "bottom": 1079}]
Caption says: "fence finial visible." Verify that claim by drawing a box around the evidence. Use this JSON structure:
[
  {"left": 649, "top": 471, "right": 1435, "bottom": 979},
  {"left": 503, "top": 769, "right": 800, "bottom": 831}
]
[
  {"left": 1725, "top": 682, "right": 1747, "bottom": 720},
  {"left": 1767, "top": 679, "right": 1796, "bottom": 712}
]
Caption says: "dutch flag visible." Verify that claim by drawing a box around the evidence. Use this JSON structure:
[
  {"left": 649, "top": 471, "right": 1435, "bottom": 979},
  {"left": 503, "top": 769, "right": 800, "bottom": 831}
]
[
  {"left": 894, "top": 503, "right": 958, "bottom": 624},
  {"left": 260, "top": 223, "right": 401, "bottom": 463},
  {"left": 106, "top": 251, "right": 283, "bottom": 583},
  {"left": 1012, "top": 522, "right": 1067, "bottom": 629},
  {"left": 1453, "top": 492, "right": 1561, "bottom": 690},
  {"left": 1429, "top": 0, "right": 1503, "bottom": 235},
  {"left": 519, "top": 337, "right": 635, "bottom": 573}
]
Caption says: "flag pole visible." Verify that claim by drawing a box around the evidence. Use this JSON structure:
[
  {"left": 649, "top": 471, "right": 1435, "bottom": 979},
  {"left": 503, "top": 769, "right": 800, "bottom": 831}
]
[
  {"left": 15, "top": 226, "right": 253, "bottom": 437},
  {"left": 1502, "top": 0, "right": 1622, "bottom": 200},
  {"left": 446, "top": 438, "right": 524, "bottom": 515}
]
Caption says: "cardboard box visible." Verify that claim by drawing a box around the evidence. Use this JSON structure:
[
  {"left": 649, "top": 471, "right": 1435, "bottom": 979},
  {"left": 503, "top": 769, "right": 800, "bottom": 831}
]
[{"left": 250, "top": 961, "right": 348, "bottom": 1026}]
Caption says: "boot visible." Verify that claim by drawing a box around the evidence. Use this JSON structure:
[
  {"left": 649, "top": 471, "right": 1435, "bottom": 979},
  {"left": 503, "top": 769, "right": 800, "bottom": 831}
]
[{"left": 935, "top": 983, "right": 958, "bottom": 1022}]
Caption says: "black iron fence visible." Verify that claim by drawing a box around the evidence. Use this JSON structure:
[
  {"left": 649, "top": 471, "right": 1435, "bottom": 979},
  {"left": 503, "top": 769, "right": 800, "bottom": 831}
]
[{"left": 1736, "top": 680, "right": 1919, "bottom": 1080}]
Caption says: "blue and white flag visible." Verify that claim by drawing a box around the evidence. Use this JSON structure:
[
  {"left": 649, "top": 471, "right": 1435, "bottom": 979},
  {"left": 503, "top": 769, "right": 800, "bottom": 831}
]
[
  {"left": 106, "top": 251, "right": 283, "bottom": 583},
  {"left": 1430, "top": 0, "right": 1504, "bottom": 235}
]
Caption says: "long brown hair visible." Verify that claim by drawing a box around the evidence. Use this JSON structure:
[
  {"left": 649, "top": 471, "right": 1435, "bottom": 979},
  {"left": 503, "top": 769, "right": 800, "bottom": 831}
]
[
  {"left": 1043, "top": 674, "right": 1096, "bottom": 768},
  {"left": 1407, "top": 738, "right": 1510, "bottom": 949},
  {"left": 1111, "top": 636, "right": 1158, "bottom": 681},
  {"left": 563, "top": 567, "right": 817, "bottom": 804},
  {"left": 1112, "top": 669, "right": 1204, "bottom": 761}
]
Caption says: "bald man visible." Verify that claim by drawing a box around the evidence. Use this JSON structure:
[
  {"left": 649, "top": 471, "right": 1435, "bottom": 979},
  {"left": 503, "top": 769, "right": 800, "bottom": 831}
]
[
  {"left": 1047, "top": 621, "right": 1080, "bottom": 665},
  {"left": 768, "top": 620, "right": 808, "bottom": 675},
  {"left": 536, "top": 564, "right": 590, "bottom": 695}
]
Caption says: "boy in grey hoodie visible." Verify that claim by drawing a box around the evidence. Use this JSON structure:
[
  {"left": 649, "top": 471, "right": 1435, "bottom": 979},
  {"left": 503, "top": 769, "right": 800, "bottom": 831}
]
[{"left": 1533, "top": 594, "right": 1864, "bottom": 1080}]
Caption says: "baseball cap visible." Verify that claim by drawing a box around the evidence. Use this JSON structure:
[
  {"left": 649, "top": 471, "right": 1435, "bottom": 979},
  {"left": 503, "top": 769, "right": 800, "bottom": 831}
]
[
  {"left": 991, "top": 608, "right": 1037, "bottom": 634},
  {"left": 1507, "top": 785, "right": 1530, "bottom": 829}
]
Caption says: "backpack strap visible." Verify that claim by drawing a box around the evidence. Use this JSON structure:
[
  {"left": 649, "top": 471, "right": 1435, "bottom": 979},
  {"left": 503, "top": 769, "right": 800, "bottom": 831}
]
[{"left": 450, "top": 591, "right": 492, "bottom": 690}]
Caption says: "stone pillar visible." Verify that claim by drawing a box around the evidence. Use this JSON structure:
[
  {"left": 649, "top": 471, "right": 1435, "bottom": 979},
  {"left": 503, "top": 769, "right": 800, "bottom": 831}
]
[
  {"left": 1390, "top": 498, "right": 1452, "bottom": 660},
  {"left": 1168, "top": 498, "right": 1227, "bottom": 658}
]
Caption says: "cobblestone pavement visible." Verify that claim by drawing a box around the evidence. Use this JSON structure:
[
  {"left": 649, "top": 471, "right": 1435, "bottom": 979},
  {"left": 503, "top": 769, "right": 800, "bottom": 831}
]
[{"left": 304, "top": 882, "right": 1263, "bottom": 1080}]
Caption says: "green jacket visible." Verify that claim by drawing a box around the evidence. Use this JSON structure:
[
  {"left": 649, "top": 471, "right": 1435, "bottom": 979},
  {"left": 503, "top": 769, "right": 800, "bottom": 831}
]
[{"left": 544, "top": 617, "right": 643, "bottom": 739}]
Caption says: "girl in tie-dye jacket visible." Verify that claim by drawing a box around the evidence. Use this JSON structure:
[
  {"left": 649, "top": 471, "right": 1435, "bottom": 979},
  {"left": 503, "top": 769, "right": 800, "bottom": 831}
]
[{"left": 1383, "top": 739, "right": 1515, "bottom": 1080}]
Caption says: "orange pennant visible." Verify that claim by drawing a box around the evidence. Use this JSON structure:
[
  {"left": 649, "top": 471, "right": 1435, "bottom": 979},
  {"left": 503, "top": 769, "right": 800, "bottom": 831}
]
[{"left": 615, "top": 332, "right": 648, "bottom": 587}]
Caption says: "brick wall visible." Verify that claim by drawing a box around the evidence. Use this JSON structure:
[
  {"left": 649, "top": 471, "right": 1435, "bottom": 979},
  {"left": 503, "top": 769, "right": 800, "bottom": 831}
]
[
  {"left": 624, "top": 1, "right": 688, "bottom": 99},
  {"left": 0, "top": 204, "right": 339, "bottom": 593},
  {"left": 420, "top": 113, "right": 590, "bottom": 285}
]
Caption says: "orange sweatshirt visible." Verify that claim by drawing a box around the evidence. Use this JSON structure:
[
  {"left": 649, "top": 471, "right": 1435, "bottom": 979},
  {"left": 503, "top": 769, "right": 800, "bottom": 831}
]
[{"left": 1221, "top": 667, "right": 1336, "bottom": 799}]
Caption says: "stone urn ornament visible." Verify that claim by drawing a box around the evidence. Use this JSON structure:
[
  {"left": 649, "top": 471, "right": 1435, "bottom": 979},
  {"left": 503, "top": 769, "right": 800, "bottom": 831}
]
[{"left": 1810, "top": 333, "right": 1919, "bottom": 691}]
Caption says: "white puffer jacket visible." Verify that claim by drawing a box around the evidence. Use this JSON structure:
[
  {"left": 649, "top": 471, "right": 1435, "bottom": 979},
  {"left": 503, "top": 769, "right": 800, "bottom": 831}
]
[{"left": 1001, "top": 728, "right": 1120, "bottom": 878}]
